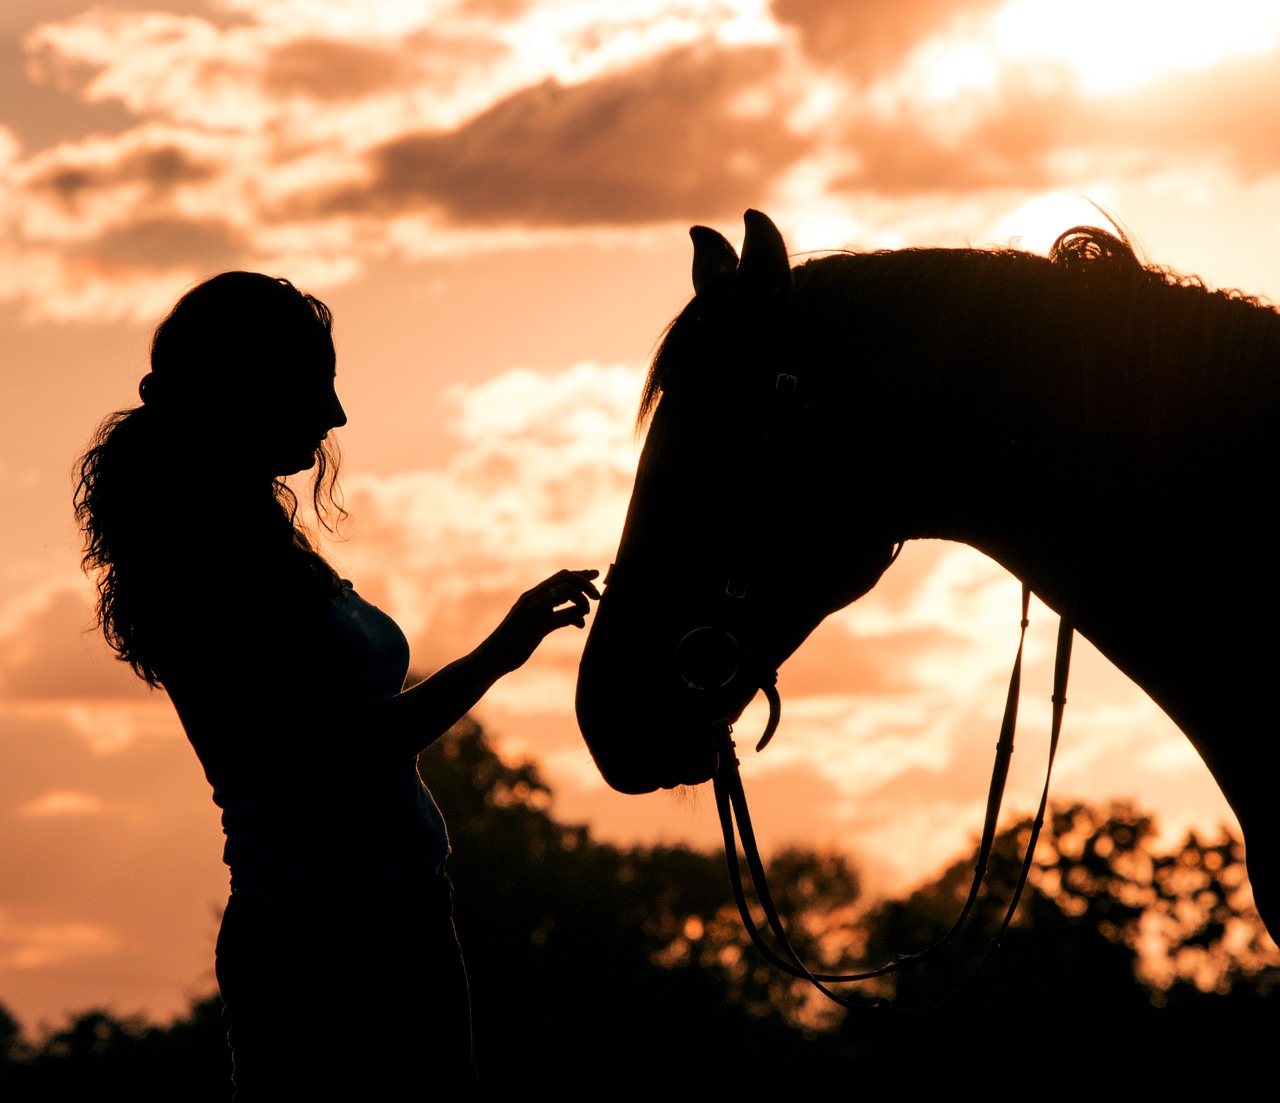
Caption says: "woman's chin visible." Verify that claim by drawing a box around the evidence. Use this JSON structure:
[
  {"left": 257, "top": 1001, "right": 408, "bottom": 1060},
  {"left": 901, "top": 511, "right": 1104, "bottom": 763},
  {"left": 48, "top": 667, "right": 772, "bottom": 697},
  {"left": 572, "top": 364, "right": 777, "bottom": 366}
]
[{"left": 272, "top": 449, "right": 319, "bottom": 478}]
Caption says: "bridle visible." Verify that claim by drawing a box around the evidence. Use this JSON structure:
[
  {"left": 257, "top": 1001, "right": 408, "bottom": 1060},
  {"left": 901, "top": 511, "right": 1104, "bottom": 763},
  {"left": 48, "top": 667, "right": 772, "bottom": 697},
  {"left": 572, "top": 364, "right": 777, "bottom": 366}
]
[
  {"left": 680, "top": 576, "right": 1074, "bottom": 1011},
  {"left": 654, "top": 356, "right": 1077, "bottom": 1009}
]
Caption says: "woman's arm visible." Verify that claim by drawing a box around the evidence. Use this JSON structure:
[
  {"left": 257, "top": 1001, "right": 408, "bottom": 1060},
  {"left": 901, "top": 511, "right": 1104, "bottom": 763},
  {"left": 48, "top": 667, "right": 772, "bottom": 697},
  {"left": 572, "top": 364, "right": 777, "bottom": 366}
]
[{"left": 372, "top": 568, "right": 600, "bottom": 755}]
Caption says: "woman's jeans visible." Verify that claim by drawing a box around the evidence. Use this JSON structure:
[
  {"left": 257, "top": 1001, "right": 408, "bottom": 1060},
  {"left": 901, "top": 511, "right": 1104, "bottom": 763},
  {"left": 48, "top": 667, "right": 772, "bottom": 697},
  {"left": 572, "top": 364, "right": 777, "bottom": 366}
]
[{"left": 215, "top": 869, "right": 474, "bottom": 1098}]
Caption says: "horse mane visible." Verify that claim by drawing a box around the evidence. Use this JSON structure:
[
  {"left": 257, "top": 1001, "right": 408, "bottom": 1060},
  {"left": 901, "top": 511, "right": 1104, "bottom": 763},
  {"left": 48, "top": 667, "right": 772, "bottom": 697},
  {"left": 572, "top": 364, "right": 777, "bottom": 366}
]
[{"left": 639, "top": 227, "right": 1280, "bottom": 430}]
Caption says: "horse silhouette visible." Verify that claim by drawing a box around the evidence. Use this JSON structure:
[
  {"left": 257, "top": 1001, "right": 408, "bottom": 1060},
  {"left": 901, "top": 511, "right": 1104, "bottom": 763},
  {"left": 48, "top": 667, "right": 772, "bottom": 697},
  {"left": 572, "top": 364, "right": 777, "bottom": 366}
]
[{"left": 575, "top": 209, "right": 1280, "bottom": 942}]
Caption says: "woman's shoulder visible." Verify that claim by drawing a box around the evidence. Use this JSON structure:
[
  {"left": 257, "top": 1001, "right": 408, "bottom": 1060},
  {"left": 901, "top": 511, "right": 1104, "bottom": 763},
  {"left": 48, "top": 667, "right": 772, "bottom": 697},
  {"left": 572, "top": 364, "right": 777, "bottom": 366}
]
[{"left": 146, "top": 562, "right": 339, "bottom": 681}]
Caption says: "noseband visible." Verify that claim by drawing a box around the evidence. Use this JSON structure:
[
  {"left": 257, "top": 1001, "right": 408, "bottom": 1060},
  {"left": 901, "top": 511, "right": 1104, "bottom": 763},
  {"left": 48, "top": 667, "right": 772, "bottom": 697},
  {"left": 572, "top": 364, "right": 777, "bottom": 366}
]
[{"left": 674, "top": 604, "right": 782, "bottom": 752}]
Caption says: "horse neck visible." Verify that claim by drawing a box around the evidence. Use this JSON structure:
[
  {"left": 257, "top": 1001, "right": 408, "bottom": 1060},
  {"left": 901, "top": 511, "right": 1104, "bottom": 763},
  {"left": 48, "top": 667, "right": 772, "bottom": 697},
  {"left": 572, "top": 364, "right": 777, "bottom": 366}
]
[
  {"left": 799, "top": 254, "right": 1280, "bottom": 630},
  {"left": 858, "top": 353, "right": 1094, "bottom": 610},
  {"left": 788, "top": 252, "right": 1280, "bottom": 857}
]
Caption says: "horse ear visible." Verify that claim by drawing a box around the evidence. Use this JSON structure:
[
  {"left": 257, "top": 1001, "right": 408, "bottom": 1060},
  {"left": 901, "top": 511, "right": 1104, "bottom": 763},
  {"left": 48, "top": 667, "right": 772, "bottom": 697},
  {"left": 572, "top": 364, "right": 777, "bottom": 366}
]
[
  {"left": 690, "top": 226, "right": 739, "bottom": 294},
  {"left": 737, "top": 209, "right": 792, "bottom": 308}
]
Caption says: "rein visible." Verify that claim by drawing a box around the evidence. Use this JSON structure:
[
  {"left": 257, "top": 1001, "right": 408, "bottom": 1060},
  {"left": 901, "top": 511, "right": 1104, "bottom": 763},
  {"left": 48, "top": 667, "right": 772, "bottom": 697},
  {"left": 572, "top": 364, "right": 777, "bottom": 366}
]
[
  {"left": 706, "top": 585, "right": 1074, "bottom": 1010},
  {"left": 652, "top": 324, "right": 1078, "bottom": 1006}
]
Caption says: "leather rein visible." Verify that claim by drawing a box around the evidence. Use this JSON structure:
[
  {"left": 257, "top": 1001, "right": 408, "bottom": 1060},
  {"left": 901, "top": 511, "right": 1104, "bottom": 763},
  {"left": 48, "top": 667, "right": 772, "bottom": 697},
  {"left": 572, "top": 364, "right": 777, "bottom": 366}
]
[
  {"left": 697, "top": 582, "right": 1073, "bottom": 1010},
  {"left": 665, "top": 363, "right": 1075, "bottom": 1008},
  {"left": 654, "top": 359, "right": 1076, "bottom": 1009}
]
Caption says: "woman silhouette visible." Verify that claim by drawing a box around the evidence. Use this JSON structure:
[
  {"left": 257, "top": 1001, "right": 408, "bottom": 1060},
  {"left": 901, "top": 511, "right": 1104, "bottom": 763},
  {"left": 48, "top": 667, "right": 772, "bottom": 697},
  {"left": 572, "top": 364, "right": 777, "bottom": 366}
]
[{"left": 74, "top": 272, "right": 599, "bottom": 1097}]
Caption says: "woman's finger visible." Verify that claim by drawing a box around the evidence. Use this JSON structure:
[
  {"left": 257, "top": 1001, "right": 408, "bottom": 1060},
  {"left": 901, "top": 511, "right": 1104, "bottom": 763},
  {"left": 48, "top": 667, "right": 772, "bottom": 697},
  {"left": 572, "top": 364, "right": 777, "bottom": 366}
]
[{"left": 546, "top": 569, "right": 600, "bottom": 599}]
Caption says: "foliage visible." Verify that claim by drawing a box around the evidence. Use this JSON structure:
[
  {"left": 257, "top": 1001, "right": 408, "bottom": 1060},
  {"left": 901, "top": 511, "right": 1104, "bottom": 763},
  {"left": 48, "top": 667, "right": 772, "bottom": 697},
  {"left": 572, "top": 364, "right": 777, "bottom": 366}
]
[
  {"left": 0, "top": 997, "right": 230, "bottom": 1101},
  {"left": 831, "top": 800, "right": 1280, "bottom": 1087},
  {"left": 2, "top": 724, "right": 1277, "bottom": 1096},
  {"left": 418, "top": 717, "right": 858, "bottom": 1088}
]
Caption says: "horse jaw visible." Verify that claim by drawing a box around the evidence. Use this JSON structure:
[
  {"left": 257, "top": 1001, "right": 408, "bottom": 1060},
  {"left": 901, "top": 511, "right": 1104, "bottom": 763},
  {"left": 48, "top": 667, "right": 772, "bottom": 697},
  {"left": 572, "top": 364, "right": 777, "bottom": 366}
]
[{"left": 575, "top": 563, "right": 856, "bottom": 795}]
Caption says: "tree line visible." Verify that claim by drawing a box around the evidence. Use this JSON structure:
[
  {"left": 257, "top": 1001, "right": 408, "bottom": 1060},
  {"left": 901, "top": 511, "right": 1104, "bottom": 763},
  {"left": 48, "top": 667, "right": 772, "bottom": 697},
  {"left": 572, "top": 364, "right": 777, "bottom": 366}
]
[{"left": 3, "top": 717, "right": 1276, "bottom": 1097}]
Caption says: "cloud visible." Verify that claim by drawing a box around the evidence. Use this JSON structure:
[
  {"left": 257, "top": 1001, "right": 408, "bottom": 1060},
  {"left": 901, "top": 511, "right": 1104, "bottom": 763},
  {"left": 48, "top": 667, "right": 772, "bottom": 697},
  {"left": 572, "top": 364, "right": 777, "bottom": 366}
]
[
  {"left": 301, "top": 44, "right": 807, "bottom": 226},
  {"left": 18, "top": 127, "right": 252, "bottom": 273},
  {"left": 0, "top": 705, "right": 225, "bottom": 1026},
  {"left": 331, "top": 361, "right": 643, "bottom": 658},
  {"left": 16, "top": 790, "right": 106, "bottom": 818},
  {"left": 813, "top": 48, "right": 1280, "bottom": 202},
  {"left": 23, "top": 11, "right": 275, "bottom": 131},
  {"left": 0, "top": 587, "right": 151, "bottom": 703},
  {"left": 9, "top": 0, "right": 1280, "bottom": 325},
  {"left": 778, "top": 622, "right": 973, "bottom": 697},
  {"left": 85, "top": 216, "right": 246, "bottom": 268},
  {"left": 832, "top": 92, "right": 1059, "bottom": 196},
  {"left": 0, "top": 916, "right": 119, "bottom": 973},
  {"left": 754, "top": 2, "right": 1280, "bottom": 211},
  {"left": 1088, "top": 52, "right": 1280, "bottom": 181},
  {"left": 25, "top": 138, "right": 218, "bottom": 214},
  {"left": 3, "top": 3, "right": 806, "bottom": 319},
  {"left": 775, "top": 0, "right": 1008, "bottom": 81},
  {"left": 0, "top": 125, "right": 20, "bottom": 170},
  {"left": 5, "top": 123, "right": 258, "bottom": 319},
  {"left": 260, "top": 36, "right": 417, "bottom": 100},
  {"left": 220, "top": 0, "right": 507, "bottom": 39}
]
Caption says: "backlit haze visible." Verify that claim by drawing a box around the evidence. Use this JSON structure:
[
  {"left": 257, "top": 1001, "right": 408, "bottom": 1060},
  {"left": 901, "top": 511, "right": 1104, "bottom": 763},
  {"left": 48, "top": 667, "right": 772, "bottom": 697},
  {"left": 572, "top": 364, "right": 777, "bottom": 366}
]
[{"left": 4, "top": 0, "right": 1279, "bottom": 1028}]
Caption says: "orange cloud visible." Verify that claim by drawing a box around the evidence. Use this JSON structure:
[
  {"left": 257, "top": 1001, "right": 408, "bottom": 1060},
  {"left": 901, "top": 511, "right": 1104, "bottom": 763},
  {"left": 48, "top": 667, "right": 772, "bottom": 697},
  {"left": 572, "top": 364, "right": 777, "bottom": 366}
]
[
  {"left": 315, "top": 45, "right": 807, "bottom": 225},
  {"left": 0, "top": 707, "right": 225, "bottom": 1026},
  {"left": 1085, "top": 53, "right": 1280, "bottom": 181},
  {"left": 17, "top": 790, "right": 106, "bottom": 818},
  {"left": 330, "top": 361, "right": 642, "bottom": 648},
  {"left": 261, "top": 36, "right": 420, "bottom": 100},
  {"left": 776, "top": 0, "right": 1008, "bottom": 80},
  {"left": 4, "top": 6, "right": 801, "bottom": 317},
  {"left": 0, "top": 917, "right": 119, "bottom": 973},
  {"left": 26, "top": 139, "right": 217, "bottom": 213},
  {"left": 0, "top": 588, "right": 150, "bottom": 703},
  {"left": 11, "top": 1, "right": 1280, "bottom": 321}
]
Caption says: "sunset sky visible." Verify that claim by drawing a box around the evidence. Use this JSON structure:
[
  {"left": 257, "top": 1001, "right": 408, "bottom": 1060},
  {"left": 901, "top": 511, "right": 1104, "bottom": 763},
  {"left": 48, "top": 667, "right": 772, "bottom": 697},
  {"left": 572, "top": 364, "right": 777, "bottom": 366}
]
[{"left": 4, "top": 0, "right": 1280, "bottom": 1031}]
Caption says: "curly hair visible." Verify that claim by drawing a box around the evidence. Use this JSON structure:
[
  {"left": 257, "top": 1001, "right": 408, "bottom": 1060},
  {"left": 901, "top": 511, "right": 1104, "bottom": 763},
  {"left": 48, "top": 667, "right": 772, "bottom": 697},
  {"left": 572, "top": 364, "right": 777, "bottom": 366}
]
[
  {"left": 641, "top": 224, "right": 1279, "bottom": 428},
  {"left": 75, "top": 272, "right": 348, "bottom": 686}
]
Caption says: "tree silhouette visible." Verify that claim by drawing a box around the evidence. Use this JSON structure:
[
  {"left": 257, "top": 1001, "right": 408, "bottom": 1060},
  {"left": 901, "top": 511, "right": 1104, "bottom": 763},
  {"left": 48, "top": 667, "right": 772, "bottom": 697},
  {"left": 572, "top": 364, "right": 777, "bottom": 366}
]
[
  {"left": 417, "top": 716, "right": 857, "bottom": 1089},
  {"left": 0, "top": 998, "right": 230, "bottom": 1101},
  {"left": 3, "top": 731, "right": 1277, "bottom": 1096},
  {"left": 834, "top": 800, "right": 1280, "bottom": 1087}
]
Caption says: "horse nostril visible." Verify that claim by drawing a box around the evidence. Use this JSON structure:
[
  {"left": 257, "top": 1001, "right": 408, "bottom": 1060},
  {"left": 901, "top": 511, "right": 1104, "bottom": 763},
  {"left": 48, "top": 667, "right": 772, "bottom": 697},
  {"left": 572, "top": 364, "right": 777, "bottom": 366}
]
[{"left": 675, "top": 626, "right": 740, "bottom": 690}]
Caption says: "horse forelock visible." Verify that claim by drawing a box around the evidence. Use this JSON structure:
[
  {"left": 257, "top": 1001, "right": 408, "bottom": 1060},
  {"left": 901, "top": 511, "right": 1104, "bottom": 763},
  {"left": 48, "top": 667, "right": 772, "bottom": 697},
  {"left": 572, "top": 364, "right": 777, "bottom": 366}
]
[
  {"left": 637, "top": 226, "right": 1280, "bottom": 437},
  {"left": 637, "top": 274, "right": 737, "bottom": 433},
  {"left": 637, "top": 316, "right": 677, "bottom": 432}
]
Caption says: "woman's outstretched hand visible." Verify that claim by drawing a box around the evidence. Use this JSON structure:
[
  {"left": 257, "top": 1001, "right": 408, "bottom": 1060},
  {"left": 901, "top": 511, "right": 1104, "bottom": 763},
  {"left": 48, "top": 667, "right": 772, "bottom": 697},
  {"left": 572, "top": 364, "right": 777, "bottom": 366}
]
[
  {"left": 377, "top": 569, "right": 601, "bottom": 756},
  {"left": 485, "top": 568, "right": 601, "bottom": 674}
]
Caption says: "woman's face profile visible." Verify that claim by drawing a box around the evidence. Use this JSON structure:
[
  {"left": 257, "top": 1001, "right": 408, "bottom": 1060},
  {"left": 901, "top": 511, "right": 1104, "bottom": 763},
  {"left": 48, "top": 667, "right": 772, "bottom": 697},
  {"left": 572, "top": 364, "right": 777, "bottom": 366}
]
[
  {"left": 151, "top": 273, "right": 347, "bottom": 480},
  {"left": 246, "top": 339, "right": 347, "bottom": 478}
]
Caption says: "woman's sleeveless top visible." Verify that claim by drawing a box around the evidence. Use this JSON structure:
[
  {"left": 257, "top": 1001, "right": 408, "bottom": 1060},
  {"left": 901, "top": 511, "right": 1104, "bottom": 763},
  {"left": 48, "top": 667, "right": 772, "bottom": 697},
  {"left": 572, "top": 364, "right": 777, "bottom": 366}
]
[{"left": 166, "top": 581, "right": 450, "bottom": 901}]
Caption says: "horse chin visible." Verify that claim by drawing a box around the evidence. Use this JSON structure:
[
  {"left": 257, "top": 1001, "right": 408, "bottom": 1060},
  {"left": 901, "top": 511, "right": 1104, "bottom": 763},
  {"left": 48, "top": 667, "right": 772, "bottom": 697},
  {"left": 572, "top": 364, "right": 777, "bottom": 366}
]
[
  {"left": 591, "top": 752, "right": 716, "bottom": 795},
  {"left": 582, "top": 724, "right": 718, "bottom": 795},
  {"left": 661, "top": 761, "right": 716, "bottom": 791}
]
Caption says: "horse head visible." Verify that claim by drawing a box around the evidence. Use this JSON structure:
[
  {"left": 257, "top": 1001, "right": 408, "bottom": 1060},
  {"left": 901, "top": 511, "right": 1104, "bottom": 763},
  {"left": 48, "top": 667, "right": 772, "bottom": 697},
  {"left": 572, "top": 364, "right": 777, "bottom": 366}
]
[{"left": 576, "top": 211, "right": 898, "bottom": 794}]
